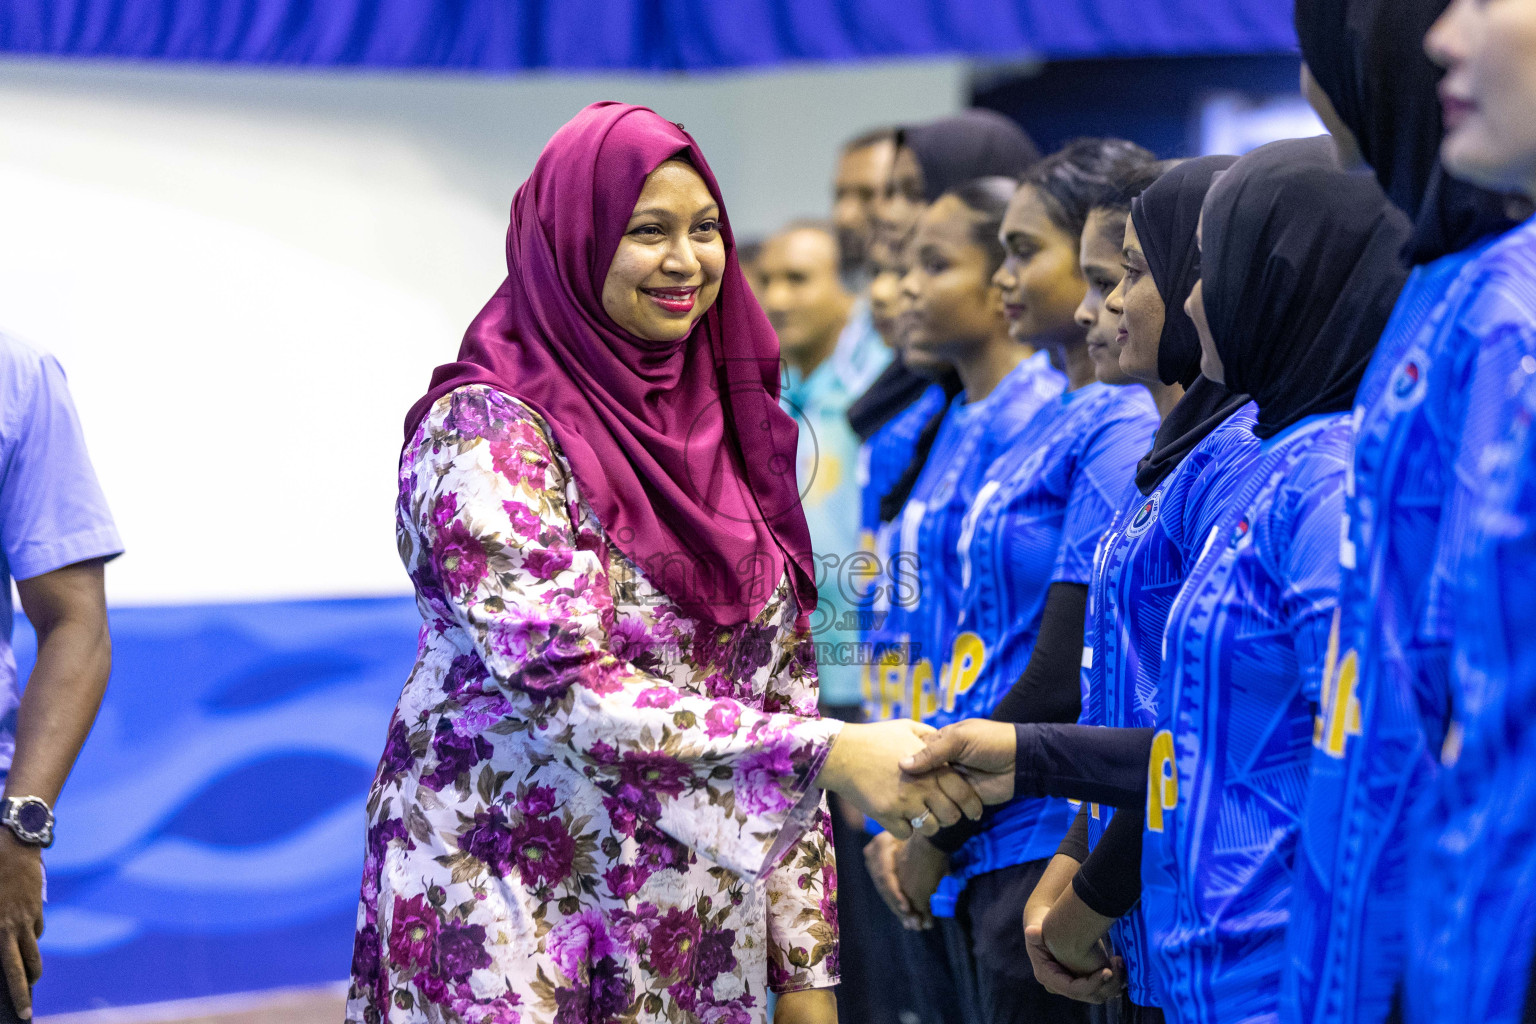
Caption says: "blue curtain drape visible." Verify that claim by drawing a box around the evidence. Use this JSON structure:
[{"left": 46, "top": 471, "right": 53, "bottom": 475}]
[{"left": 0, "top": 0, "right": 1297, "bottom": 71}]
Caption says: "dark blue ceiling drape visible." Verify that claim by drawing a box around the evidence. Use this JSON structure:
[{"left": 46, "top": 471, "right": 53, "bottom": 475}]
[{"left": 0, "top": 0, "right": 1298, "bottom": 71}]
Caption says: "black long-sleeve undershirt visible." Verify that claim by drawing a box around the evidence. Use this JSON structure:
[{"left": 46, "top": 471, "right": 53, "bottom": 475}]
[
  {"left": 1070, "top": 800, "right": 1143, "bottom": 918},
  {"left": 989, "top": 582, "right": 1089, "bottom": 726},
  {"left": 929, "top": 582, "right": 1088, "bottom": 855},
  {"left": 1057, "top": 803, "right": 1092, "bottom": 863},
  {"left": 1012, "top": 723, "right": 1153, "bottom": 808}
]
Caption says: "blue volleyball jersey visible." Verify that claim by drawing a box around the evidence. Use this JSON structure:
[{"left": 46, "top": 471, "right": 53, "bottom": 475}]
[
  {"left": 1284, "top": 217, "right": 1536, "bottom": 1024},
  {"left": 1143, "top": 413, "right": 1351, "bottom": 1024},
  {"left": 856, "top": 383, "right": 950, "bottom": 563},
  {"left": 863, "top": 354, "right": 1064, "bottom": 728},
  {"left": 1081, "top": 402, "right": 1261, "bottom": 1007},
  {"left": 1282, "top": 242, "right": 1496, "bottom": 1024},
  {"left": 928, "top": 382, "right": 1157, "bottom": 913},
  {"left": 855, "top": 384, "right": 950, "bottom": 721},
  {"left": 1404, "top": 218, "right": 1536, "bottom": 1024}
]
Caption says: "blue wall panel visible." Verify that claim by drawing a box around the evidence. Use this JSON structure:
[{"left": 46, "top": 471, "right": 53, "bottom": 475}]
[
  {"left": 0, "top": 0, "right": 1299, "bottom": 71},
  {"left": 13, "top": 596, "right": 419, "bottom": 1014}
]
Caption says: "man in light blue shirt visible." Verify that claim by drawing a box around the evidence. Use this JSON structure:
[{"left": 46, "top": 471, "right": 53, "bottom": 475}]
[
  {"left": 0, "top": 332, "right": 122, "bottom": 1019},
  {"left": 759, "top": 222, "right": 891, "bottom": 716}
]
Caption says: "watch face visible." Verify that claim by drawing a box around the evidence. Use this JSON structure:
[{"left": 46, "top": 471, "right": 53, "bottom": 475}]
[{"left": 14, "top": 802, "right": 47, "bottom": 833}]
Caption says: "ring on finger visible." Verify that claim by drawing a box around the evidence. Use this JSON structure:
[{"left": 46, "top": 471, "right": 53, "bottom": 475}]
[{"left": 909, "top": 811, "right": 931, "bottom": 831}]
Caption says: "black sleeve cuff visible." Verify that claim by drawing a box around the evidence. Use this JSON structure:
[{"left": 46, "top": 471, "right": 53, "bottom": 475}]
[{"left": 1055, "top": 803, "right": 1092, "bottom": 863}]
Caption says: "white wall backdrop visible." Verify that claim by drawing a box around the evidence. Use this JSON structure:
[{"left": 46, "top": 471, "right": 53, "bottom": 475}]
[{"left": 0, "top": 57, "right": 964, "bottom": 605}]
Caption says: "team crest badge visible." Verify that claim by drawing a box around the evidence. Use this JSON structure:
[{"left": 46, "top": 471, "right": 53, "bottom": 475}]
[
  {"left": 1231, "top": 516, "right": 1251, "bottom": 546},
  {"left": 1387, "top": 355, "right": 1428, "bottom": 409},
  {"left": 1125, "top": 491, "right": 1162, "bottom": 538}
]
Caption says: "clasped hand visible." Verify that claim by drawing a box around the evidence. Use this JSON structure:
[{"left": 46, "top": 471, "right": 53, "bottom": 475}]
[
  {"left": 897, "top": 718, "right": 1019, "bottom": 805},
  {"left": 817, "top": 720, "right": 984, "bottom": 839}
]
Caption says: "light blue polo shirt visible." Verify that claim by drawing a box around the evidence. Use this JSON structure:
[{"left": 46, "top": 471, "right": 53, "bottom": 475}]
[{"left": 1, "top": 332, "right": 123, "bottom": 774}]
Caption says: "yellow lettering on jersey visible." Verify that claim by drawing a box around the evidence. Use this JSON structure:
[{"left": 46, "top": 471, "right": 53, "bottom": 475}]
[
  {"left": 911, "top": 659, "right": 940, "bottom": 720},
  {"left": 1313, "top": 608, "right": 1361, "bottom": 758},
  {"left": 1318, "top": 650, "right": 1362, "bottom": 758},
  {"left": 944, "top": 632, "right": 987, "bottom": 713},
  {"left": 875, "top": 646, "right": 907, "bottom": 720},
  {"left": 1090, "top": 802, "right": 1102, "bottom": 821},
  {"left": 1147, "top": 729, "right": 1179, "bottom": 833},
  {"left": 1313, "top": 609, "right": 1361, "bottom": 757},
  {"left": 1313, "top": 609, "right": 1340, "bottom": 747}
]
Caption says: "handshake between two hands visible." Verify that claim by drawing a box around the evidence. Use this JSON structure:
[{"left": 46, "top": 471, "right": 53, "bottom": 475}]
[
  {"left": 823, "top": 718, "right": 1127, "bottom": 1005},
  {"left": 815, "top": 718, "right": 1019, "bottom": 840}
]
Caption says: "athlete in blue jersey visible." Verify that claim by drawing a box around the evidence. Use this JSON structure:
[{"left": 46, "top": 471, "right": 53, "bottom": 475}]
[
  {"left": 885, "top": 141, "right": 1160, "bottom": 1024},
  {"left": 1033, "top": 157, "right": 1260, "bottom": 1023},
  {"left": 1282, "top": 5, "right": 1522, "bottom": 1021},
  {"left": 905, "top": 138, "right": 1410, "bottom": 1024},
  {"left": 922, "top": 372, "right": 1155, "bottom": 892},
  {"left": 859, "top": 175, "right": 1076, "bottom": 1024},
  {"left": 852, "top": 114, "right": 1043, "bottom": 1024},
  {"left": 1400, "top": 7, "right": 1536, "bottom": 1021},
  {"left": 857, "top": 380, "right": 952, "bottom": 721},
  {"left": 1405, "top": 215, "right": 1536, "bottom": 1024},
  {"left": 1138, "top": 140, "right": 1408, "bottom": 1024}
]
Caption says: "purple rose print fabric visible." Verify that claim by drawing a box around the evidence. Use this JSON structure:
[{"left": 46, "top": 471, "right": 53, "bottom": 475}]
[{"left": 348, "top": 386, "right": 841, "bottom": 1023}]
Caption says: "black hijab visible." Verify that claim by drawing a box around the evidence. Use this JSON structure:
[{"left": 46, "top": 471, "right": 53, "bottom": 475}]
[
  {"left": 1130, "top": 155, "right": 1251, "bottom": 493},
  {"left": 899, "top": 110, "right": 1040, "bottom": 203},
  {"left": 848, "top": 358, "right": 942, "bottom": 441},
  {"left": 1203, "top": 137, "right": 1411, "bottom": 440},
  {"left": 848, "top": 110, "right": 1037, "bottom": 442},
  {"left": 1295, "top": 0, "right": 1514, "bottom": 264}
]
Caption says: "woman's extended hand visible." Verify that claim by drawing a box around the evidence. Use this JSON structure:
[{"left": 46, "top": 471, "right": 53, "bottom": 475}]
[
  {"left": 773, "top": 987, "right": 838, "bottom": 1024},
  {"left": 899, "top": 718, "right": 1018, "bottom": 805},
  {"left": 817, "top": 720, "right": 984, "bottom": 838}
]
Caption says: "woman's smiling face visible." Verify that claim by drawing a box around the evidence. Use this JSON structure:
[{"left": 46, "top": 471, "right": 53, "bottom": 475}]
[
  {"left": 992, "top": 183, "right": 1088, "bottom": 344},
  {"left": 1109, "top": 215, "right": 1166, "bottom": 385},
  {"left": 601, "top": 160, "right": 726, "bottom": 342}
]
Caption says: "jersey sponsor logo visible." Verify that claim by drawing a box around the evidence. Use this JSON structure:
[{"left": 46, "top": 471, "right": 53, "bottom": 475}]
[
  {"left": 1147, "top": 729, "right": 1179, "bottom": 832},
  {"left": 910, "top": 657, "right": 940, "bottom": 720},
  {"left": 1125, "top": 491, "right": 1162, "bottom": 538},
  {"left": 943, "top": 631, "right": 987, "bottom": 713},
  {"left": 1314, "top": 611, "right": 1362, "bottom": 758}
]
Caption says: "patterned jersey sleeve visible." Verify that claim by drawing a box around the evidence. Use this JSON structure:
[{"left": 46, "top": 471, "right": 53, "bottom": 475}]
[
  {"left": 403, "top": 386, "right": 842, "bottom": 880},
  {"left": 1272, "top": 448, "right": 1350, "bottom": 705},
  {"left": 1053, "top": 398, "right": 1159, "bottom": 585}
]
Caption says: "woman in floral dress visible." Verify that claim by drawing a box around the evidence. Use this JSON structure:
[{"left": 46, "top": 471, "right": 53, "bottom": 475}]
[{"left": 347, "top": 103, "right": 981, "bottom": 1024}]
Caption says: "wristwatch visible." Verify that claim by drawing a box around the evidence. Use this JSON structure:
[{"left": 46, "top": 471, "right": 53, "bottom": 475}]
[{"left": 0, "top": 796, "right": 55, "bottom": 848}]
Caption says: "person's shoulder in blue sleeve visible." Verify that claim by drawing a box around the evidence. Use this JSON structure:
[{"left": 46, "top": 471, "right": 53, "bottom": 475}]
[
  {"left": 0, "top": 332, "right": 124, "bottom": 583},
  {"left": 1052, "top": 383, "right": 1160, "bottom": 586}
]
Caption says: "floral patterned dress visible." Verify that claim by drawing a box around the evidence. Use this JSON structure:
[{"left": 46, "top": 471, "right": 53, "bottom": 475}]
[{"left": 347, "top": 385, "right": 842, "bottom": 1024}]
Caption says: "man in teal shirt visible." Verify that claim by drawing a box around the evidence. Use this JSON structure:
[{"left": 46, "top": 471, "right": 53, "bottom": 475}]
[{"left": 757, "top": 222, "right": 891, "bottom": 714}]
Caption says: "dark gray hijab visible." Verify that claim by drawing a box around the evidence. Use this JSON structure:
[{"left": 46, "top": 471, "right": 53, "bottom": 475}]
[{"left": 1295, "top": 0, "right": 1514, "bottom": 264}]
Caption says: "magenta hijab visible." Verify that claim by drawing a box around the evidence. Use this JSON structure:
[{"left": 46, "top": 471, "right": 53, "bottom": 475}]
[{"left": 404, "top": 102, "right": 817, "bottom": 628}]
